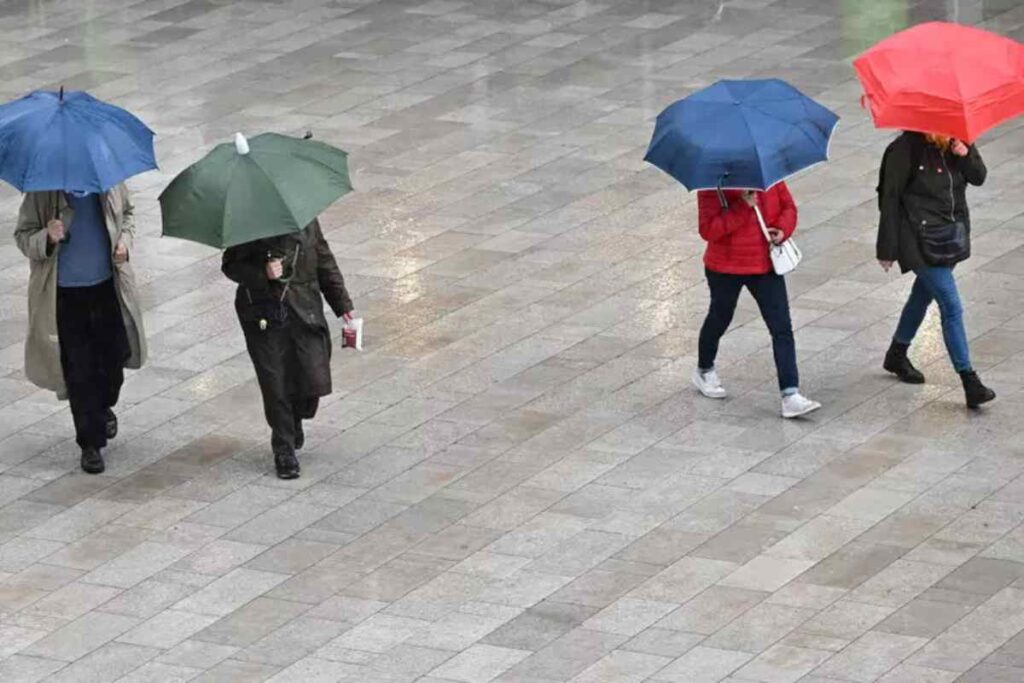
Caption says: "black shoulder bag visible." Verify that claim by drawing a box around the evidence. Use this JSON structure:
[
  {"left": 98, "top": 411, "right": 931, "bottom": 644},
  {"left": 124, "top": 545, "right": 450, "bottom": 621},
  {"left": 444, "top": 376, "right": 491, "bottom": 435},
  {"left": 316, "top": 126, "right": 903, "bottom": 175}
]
[{"left": 918, "top": 148, "right": 969, "bottom": 266}]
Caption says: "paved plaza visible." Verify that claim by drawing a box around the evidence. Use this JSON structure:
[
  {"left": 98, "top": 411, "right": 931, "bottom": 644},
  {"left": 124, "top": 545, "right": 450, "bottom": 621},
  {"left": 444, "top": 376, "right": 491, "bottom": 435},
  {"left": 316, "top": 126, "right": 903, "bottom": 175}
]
[{"left": 1, "top": 0, "right": 1024, "bottom": 680}]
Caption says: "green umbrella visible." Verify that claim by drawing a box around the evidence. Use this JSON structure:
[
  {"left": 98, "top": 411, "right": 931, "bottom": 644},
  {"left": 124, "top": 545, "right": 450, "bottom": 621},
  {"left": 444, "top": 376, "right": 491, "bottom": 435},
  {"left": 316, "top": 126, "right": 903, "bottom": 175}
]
[{"left": 159, "top": 132, "right": 352, "bottom": 249}]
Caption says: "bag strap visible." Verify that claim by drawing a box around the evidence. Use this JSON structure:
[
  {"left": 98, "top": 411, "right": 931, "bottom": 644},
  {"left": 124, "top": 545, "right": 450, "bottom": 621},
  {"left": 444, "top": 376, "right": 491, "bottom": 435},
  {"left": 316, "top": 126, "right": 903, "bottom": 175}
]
[{"left": 752, "top": 204, "right": 774, "bottom": 245}]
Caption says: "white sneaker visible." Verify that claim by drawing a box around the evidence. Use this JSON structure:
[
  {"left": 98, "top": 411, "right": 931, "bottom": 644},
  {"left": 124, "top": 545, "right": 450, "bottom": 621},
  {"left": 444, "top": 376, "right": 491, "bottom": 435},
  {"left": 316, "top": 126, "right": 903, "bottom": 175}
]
[
  {"left": 781, "top": 392, "right": 822, "bottom": 419},
  {"left": 693, "top": 368, "right": 727, "bottom": 399}
]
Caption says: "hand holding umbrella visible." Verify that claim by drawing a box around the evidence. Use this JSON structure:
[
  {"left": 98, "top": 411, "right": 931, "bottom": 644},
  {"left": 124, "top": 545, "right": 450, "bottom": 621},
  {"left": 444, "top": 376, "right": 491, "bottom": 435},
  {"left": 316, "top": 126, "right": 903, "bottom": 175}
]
[
  {"left": 46, "top": 218, "right": 65, "bottom": 244},
  {"left": 266, "top": 258, "right": 284, "bottom": 280}
]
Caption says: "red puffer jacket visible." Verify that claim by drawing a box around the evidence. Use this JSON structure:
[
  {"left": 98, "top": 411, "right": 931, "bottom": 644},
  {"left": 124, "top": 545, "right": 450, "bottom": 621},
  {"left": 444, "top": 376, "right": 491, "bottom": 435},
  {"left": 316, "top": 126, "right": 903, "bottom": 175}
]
[{"left": 697, "top": 182, "right": 798, "bottom": 275}]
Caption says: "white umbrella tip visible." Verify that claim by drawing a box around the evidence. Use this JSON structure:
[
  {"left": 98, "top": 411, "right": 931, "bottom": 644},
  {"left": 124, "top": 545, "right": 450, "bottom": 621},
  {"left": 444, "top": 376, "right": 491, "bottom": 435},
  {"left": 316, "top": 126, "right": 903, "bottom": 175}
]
[{"left": 234, "top": 133, "right": 250, "bottom": 155}]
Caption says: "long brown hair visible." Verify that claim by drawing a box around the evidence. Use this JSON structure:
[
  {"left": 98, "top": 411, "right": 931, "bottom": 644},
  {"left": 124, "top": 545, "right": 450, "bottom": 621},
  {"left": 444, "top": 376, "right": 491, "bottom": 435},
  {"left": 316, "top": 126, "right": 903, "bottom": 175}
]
[{"left": 925, "top": 133, "right": 952, "bottom": 151}]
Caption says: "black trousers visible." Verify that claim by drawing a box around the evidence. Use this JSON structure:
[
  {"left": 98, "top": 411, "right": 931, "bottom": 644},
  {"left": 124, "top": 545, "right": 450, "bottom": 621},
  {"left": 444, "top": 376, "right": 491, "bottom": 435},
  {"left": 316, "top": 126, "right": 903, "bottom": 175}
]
[
  {"left": 241, "top": 321, "right": 320, "bottom": 456},
  {"left": 698, "top": 268, "right": 799, "bottom": 392},
  {"left": 56, "top": 279, "right": 129, "bottom": 449}
]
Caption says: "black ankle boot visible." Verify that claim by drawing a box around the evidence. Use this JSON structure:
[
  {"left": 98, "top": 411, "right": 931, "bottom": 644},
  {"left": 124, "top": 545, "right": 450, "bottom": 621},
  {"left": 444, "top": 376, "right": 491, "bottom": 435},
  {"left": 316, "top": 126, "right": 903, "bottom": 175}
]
[
  {"left": 884, "top": 341, "right": 925, "bottom": 384},
  {"left": 960, "top": 370, "right": 995, "bottom": 409},
  {"left": 81, "top": 447, "right": 105, "bottom": 474},
  {"left": 275, "top": 451, "right": 300, "bottom": 479},
  {"left": 105, "top": 409, "right": 118, "bottom": 440}
]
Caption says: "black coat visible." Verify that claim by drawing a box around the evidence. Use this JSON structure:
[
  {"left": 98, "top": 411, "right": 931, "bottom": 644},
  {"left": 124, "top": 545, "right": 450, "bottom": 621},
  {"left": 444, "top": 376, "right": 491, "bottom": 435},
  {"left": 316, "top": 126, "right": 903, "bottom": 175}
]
[
  {"left": 222, "top": 220, "right": 352, "bottom": 398},
  {"left": 877, "top": 132, "right": 986, "bottom": 273}
]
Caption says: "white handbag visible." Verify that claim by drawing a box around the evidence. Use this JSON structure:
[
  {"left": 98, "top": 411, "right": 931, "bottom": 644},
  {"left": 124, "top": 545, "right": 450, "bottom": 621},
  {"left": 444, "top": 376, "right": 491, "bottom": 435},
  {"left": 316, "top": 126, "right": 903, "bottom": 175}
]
[{"left": 754, "top": 204, "right": 801, "bottom": 275}]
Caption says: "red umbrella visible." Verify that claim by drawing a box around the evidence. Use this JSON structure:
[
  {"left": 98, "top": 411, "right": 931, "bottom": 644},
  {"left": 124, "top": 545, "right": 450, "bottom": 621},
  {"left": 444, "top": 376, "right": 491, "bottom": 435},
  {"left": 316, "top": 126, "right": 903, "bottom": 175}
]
[{"left": 854, "top": 22, "right": 1024, "bottom": 143}]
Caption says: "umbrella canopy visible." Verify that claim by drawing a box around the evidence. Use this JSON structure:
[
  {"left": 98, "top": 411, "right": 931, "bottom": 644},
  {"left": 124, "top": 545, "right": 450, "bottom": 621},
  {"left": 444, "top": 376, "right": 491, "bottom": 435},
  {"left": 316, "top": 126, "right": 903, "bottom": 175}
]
[
  {"left": 644, "top": 79, "right": 839, "bottom": 191},
  {"left": 0, "top": 89, "right": 156, "bottom": 193},
  {"left": 854, "top": 22, "right": 1024, "bottom": 143},
  {"left": 159, "top": 132, "right": 352, "bottom": 249}
]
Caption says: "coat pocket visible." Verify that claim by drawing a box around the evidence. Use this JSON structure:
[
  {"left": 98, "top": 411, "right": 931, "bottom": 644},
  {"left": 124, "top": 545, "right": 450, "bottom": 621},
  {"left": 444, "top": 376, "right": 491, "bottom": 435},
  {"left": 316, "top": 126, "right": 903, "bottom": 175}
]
[{"left": 237, "top": 289, "right": 289, "bottom": 331}]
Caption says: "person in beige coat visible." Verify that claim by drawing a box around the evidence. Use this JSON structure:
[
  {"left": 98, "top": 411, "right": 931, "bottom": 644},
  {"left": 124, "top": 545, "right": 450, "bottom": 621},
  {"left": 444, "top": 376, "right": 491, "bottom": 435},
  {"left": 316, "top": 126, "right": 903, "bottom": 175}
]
[{"left": 15, "top": 184, "right": 147, "bottom": 473}]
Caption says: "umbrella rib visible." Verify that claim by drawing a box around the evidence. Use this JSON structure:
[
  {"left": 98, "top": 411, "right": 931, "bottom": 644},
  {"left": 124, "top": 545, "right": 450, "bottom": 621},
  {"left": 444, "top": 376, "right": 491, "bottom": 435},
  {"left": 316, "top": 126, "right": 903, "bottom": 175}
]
[
  {"left": 744, "top": 100, "right": 828, "bottom": 149},
  {"left": 732, "top": 107, "right": 770, "bottom": 188},
  {"left": 21, "top": 105, "right": 62, "bottom": 191},
  {"left": 242, "top": 156, "right": 303, "bottom": 242},
  {"left": 257, "top": 148, "right": 352, "bottom": 200},
  {"left": 221, "top": 153, "right": 248, "bottom": 248},
  {"left": 259, "top": 145, "right": 350, "bottom": 180},
  {"left": 68, "top": 105, "right": 104, "bottom": 193},
  {"left": 83, "top": 100, "right": 155, "bottom": 190}
]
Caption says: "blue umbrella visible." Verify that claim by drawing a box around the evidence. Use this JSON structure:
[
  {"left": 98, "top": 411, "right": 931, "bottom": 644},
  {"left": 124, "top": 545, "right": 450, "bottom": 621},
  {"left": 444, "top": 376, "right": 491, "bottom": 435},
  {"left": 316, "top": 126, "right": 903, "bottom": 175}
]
[
  {"left": 644, "top": 79, "right": 838, "bottom": 192},
  {"left": 0, "top": 89, "right": 156, "bottom": 193}
]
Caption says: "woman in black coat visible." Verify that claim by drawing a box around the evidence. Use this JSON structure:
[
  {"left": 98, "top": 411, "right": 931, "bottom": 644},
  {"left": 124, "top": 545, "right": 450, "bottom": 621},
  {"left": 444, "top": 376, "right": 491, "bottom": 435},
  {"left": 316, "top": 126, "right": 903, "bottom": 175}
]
[
  {"left": 223, "top": 219, "right": 354, "bottom": 478},
  {"left": 876, "top": 131, "right": 995, "bottom": 408}
]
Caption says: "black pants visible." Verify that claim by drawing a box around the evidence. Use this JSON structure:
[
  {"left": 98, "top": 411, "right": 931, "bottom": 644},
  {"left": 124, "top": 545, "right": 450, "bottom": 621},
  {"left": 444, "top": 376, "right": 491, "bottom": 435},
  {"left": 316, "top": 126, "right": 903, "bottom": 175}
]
[
  {"left": 56, "top": 279, "right": 129, "bottom": 449},
  {"left": 698, "top": 269, "right": 799, "bottom": 392},
  {"left": 241, "top": 322, "right": 320, "bottom": 456}
]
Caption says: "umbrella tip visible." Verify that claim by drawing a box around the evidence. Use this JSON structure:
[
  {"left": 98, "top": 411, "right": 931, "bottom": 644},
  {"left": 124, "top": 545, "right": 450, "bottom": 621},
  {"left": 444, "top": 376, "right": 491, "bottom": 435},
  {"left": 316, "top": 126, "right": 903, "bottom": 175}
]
[
  {"left": 59, "top": 86, "right": 64, "bottom": 102},
  {"left": 234, "top": 132, "right": 250, "bottom": 155}
]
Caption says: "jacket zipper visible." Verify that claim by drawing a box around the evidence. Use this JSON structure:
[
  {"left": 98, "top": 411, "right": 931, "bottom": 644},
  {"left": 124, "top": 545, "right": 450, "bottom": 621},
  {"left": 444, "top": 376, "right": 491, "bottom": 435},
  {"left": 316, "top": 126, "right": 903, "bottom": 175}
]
[{"left": 940, "top": 152, "right": 955, "bottom": 222}]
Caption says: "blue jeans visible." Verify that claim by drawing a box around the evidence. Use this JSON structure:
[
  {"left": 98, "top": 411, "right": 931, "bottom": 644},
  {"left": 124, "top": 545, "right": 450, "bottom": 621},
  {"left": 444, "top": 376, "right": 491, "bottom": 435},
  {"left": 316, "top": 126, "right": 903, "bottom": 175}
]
[
  {"left": 894, "top": 266, "right": 971, "bottom": 372},
  {"left": 698, "top": 269, "right": 799, "bottom": 394}
]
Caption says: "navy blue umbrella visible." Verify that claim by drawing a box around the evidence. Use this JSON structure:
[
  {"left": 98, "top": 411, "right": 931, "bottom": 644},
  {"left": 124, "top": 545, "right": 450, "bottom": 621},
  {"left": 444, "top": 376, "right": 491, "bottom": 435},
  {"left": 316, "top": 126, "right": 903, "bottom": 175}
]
[
  {"left": 644, "top": 79, "right": 838, "bottom": 192},
  {"left": 0, "top": 89, "right": 156, "bottom": 193}
]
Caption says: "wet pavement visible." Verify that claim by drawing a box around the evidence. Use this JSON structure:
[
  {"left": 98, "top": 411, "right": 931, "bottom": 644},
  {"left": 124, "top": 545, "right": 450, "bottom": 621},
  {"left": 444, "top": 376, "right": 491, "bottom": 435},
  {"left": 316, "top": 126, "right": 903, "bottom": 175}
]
[{"left": 0, "top": 0, "right": 1024, "bottom": 681}]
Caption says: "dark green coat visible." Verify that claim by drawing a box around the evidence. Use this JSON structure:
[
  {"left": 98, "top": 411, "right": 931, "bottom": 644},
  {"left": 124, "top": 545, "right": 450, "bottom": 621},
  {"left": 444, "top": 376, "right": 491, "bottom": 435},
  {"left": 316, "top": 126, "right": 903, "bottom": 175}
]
[
  {"left": 877, "top": 132, "right": 986, "bottom": 273},
  {"left": 222, "top": 219, "right": 352, "bottom": 398}
]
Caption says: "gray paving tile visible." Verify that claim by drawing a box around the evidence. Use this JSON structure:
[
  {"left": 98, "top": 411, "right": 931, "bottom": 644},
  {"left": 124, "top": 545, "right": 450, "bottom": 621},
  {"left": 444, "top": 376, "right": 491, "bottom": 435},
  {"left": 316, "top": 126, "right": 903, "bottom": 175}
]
[
  {"left": 194, "top": 597, "right": 309, "bottom": 648},
  {"left": 46, "top": 642, "right": 159, "bottom": 683},
  {"left": 172, "top": 568, "right": 289, "bottom": 616},
  {"left": 502, "top": 628, "right": 628, "bottom": 681},
  {"left": 481, "top": 600, "right": 596, "bottom": 651},
  {"left": 0, "top": 655, "right": 67, "bottom": 683},
  {"left": 651, "top": 646, "right": 753, "bottom": 682},
  {"left": 813, "top": 631, "right": 929, "bottom": 682},
  {"left": 0, "top": 1, "right": 1021, "bottom": 679},
  {"left": 428, "top": 643, "right": 531, "bottom": 682},
  {"left": 22, "top": 611, "right": 140, "bottom": 662}
]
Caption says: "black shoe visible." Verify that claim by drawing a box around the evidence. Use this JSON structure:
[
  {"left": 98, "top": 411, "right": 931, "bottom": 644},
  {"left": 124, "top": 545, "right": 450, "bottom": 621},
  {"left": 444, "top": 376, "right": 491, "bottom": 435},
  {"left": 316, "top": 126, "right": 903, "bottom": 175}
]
[
  {"left": 105, "top": 409, "right": 118, "bottom": 440},
  {"left": 884, "top": 341, "right": 925, "bottom": 384},
  {"left": 294, "top": 420, "right": 305, "bottom": 451},
  {"left": 275, "top": 451, "right": 300, "bottom": 479},
  {"left": 960, "top": 370, "right": 996, "bottom": 409},
  {"left": 81, "top": 447, "right": 105, "bottom": 474}
]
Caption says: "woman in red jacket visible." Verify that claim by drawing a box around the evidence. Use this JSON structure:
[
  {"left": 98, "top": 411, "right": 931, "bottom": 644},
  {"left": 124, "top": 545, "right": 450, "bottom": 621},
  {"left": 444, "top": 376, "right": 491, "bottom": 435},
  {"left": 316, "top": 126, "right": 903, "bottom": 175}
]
[{"left": 693, "top": 182, "right": 821, "bottom": 418}]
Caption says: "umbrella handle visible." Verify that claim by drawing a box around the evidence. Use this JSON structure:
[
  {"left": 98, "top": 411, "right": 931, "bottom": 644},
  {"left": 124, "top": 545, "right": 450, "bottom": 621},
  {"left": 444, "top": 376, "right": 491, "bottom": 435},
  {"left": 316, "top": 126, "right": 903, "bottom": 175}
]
[
  {"left": 56, "top": 203, "right": 70, "bottom": 244},
  {"left": 716, "top": 174, "right": 729, "bottom": 211}
]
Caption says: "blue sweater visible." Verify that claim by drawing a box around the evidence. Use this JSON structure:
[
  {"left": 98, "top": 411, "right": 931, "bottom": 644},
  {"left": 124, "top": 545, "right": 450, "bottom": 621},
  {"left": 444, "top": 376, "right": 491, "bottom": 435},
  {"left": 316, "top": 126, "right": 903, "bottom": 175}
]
[{"left": 58, "top": 193, "right": 113, "bottom": 287}]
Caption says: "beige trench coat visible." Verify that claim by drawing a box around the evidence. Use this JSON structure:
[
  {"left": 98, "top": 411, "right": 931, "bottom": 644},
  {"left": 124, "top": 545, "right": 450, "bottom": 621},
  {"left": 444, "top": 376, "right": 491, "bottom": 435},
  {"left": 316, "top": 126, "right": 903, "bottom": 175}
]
[{"left": 14, "top": 185, "right": 147, "bottom": 399}]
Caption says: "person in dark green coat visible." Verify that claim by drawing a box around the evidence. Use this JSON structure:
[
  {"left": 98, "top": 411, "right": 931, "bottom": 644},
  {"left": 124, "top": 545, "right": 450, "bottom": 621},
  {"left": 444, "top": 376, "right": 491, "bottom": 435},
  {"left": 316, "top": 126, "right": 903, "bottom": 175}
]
[{"left": 222, "top": 218, "right": 354, "bottom": 478}]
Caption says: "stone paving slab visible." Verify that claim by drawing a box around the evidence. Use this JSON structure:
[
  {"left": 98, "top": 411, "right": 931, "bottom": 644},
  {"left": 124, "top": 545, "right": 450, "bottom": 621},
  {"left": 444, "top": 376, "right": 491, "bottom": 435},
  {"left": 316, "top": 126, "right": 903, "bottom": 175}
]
[{"left": 0, "top": 0, "right": 1022, "bottom": 681}]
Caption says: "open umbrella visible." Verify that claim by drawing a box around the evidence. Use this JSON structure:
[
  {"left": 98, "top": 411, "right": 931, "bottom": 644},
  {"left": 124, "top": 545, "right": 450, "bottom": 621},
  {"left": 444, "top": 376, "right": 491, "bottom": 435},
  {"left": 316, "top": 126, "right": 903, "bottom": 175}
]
[
  {"left": 159, "top": 132, "right": 352, "bottom": 249},
  {"left": 644, "top": 79, "right": 839, "bottom": 191},
  {"left": 0, "top": 88, "right": 156, "bottom": 193},
  {"left": 854, "top": 22, "right": 1024, "bottom": 142}
]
